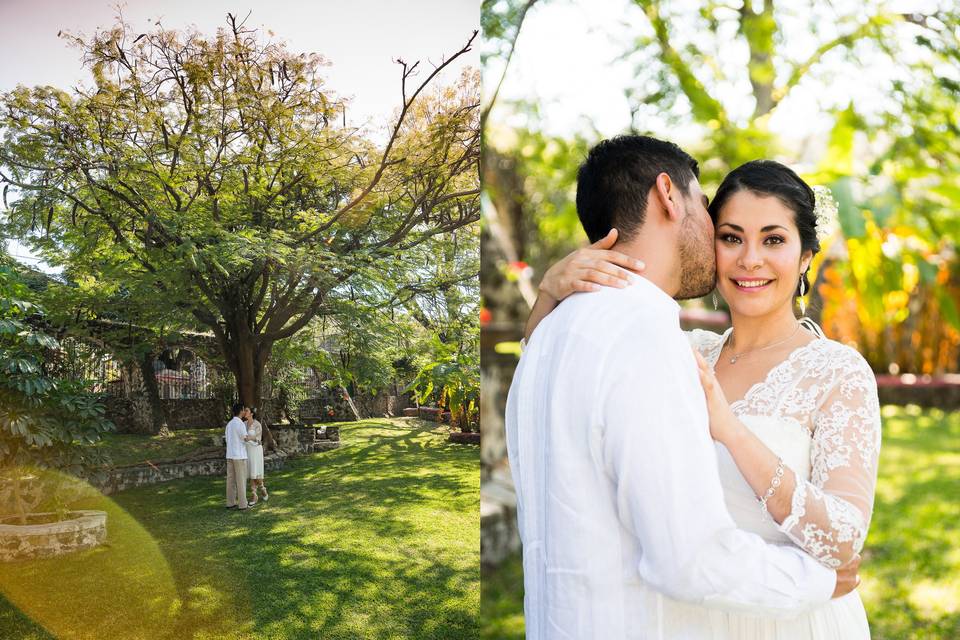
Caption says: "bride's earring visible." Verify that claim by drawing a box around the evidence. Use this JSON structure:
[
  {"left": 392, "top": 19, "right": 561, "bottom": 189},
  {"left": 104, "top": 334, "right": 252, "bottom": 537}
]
[
  {"left": 712, "top": 292, "right": 718, "bottom": 310},
  {"left": 798, "top": 275, "right": 807, "bottom": 317}
]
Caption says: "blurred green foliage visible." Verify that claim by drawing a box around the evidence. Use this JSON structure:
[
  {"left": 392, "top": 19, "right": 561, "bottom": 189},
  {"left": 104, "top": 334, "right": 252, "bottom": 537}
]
[
  {"left": 0, "top": 259, "right": 115, "bottom": 522},
  {"left": 482, "top": 0, "right": 960, "bottom": 373}
]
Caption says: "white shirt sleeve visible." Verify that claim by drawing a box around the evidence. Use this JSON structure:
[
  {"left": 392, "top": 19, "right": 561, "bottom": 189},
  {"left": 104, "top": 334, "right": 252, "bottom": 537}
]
[{"left": 598, "top": 324, "right": 836, "bottom": 617}]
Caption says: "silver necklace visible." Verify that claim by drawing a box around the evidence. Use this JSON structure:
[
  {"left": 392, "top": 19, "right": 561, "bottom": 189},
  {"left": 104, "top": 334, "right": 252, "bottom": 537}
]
[{"left": 725, "top": 322, "right": 801, "bottom": 364}]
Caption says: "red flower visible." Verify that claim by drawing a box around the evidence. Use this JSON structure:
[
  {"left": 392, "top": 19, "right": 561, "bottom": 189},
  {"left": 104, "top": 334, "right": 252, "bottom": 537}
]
[
  {"left": 479, "top": 307, "right": 492, "bottom": 326},
  {"left": 504, "top": 261, "right": 534, "bottom": 282}
]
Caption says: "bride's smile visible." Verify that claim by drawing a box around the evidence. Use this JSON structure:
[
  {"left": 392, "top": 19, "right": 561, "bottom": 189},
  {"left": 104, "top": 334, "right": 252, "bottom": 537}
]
[{"left": 714, "top": 190, "right": 812, "bottom": 321}]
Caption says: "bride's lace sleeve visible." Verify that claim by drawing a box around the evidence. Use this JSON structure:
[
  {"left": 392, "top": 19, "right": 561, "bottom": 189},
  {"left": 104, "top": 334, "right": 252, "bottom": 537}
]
[
  {"left": 778, "top": 347, "right": 882, "bottom": 568},
  {"left": 686, "top": 328, "right": 723, "bottom": 358}
]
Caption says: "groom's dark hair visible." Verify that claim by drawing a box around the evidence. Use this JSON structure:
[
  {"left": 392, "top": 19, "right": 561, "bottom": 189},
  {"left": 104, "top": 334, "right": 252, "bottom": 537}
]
[
  {"left": 576, "top": 135, "right": 699, "bottom": 243},
  {"left": 231, "top": 402, "right": 244, "bottom": 417}
]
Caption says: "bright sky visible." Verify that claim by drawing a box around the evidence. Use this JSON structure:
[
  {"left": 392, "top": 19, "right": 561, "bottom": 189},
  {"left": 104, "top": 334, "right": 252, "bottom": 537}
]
[
  {"left": 0, "top": 0, "right": 478, "bottom": 270},
  {"left": 485, "top": 0, "right": 939, "bottom": 151}
]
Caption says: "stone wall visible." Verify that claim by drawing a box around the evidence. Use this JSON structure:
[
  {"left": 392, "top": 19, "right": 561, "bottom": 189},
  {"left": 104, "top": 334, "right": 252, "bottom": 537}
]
[
  {"left": 106, "top": 388, "right": 420, "bottom": 435},
  {"left": 296, "top": 387, "right": 415, "bottom": 423},
  {"left": 298, "top": 392, "right": 357, "bottom": 423},
  {"left": 102, "top": 394, "right": 153, "bottom": 435},
  {"left": 352, "top": 392, "right": 413, "bottom": 418},
  {"left": 875, "top": 374, "right": 960, "bottom": 410},
  {"left": 85, "top": 423, "right": 340, "bottom": 495},
  {"left": 162, "top": 399, "right": 227, "bottom": 430},
  {"left": 105, "top": 395, "right": 227, "bottom": 433},
  {"left": 271, "top": 426, "right": 320, "bottom": 455},
  {"left": 87, "top": 453, "right": 289, "bottom": 496},
  {"left": 0, "top": 510, "right": 107, "bottom": 562}
]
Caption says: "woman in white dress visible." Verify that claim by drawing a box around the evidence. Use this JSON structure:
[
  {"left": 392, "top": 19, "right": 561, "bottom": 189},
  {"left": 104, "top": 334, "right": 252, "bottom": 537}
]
[
  {"left": 525, "top": 160, "right": 881, "bottom": 638},
  {"left": 244, "top": 408, "right": 268, "bottom": 505}
]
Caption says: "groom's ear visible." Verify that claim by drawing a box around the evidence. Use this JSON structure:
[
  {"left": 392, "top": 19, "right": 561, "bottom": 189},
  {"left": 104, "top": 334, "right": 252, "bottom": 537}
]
[{"left": 652, "top": 173, "right": 681, "bottom": 222}]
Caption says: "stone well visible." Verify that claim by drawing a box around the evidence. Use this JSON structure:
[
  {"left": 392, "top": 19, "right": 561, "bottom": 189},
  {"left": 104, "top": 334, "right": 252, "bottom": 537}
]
[{"left": 0, "top": 510, "right": 107, "bottom": 562}]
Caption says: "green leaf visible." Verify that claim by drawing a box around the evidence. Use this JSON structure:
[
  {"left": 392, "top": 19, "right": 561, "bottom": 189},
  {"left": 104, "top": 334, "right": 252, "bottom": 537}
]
[
  {"left": 832, "top": 177, "right": 865, "bottom": 239},
  {"left": 936, "top": 289, "right": 960, "bottom": 330}
]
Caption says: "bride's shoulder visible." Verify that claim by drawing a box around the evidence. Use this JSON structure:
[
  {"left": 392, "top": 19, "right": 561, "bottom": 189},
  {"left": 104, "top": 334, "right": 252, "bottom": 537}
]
[
  {"left": 685, "top": 328, "right": 726, "bottom": 354},
  {"left": 812, "top": 337, "right": 874, "bottom": 377}
]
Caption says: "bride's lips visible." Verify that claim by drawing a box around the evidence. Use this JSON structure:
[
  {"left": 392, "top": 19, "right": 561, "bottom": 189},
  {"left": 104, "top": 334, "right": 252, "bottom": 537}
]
[{"left": 730, "top": 278, "right": 775, "bottom": 292}]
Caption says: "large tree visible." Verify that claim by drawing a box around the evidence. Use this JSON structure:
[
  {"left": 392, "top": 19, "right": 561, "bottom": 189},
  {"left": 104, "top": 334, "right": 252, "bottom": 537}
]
[{"left": 0, "top": 15, "right": 479, "bottom": 409}]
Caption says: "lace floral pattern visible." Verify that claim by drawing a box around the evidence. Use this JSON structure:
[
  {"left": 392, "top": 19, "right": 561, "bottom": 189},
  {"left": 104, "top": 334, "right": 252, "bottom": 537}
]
[{"left": 687, "top": 329, "right": 882, "bottom": 568}]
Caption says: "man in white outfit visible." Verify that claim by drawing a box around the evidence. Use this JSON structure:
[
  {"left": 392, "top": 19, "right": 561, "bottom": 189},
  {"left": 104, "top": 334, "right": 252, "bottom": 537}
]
[
  {"left": 506, "top": 136, "right": 859, "bottom": 639},
  {"left": 225, "top": 403, "right": 249, "bottom": 510}
]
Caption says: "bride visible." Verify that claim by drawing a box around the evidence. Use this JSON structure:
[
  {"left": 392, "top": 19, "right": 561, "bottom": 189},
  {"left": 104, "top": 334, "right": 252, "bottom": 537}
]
[{"left": 524, "top": 159, "right": 881, "bottom": 638}]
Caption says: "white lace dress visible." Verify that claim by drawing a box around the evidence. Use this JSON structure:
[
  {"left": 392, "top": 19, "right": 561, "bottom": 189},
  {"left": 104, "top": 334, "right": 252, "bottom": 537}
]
[
  {"left": 245, "top": 420, "right": 264, "bottom": 480},
  {"left": 661, "top": 328, "right": 883, "bottom": 639}
]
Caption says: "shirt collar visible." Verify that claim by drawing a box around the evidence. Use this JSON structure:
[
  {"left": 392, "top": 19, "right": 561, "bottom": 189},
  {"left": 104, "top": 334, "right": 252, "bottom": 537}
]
[{"left": 625, "top": 274, "right": 681, "bottom": 313}]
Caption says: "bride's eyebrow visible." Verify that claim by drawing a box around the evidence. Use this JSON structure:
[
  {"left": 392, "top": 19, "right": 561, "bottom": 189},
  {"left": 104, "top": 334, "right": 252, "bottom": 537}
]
[{"left": 717, "top": 223, "right": 788, "bottom": 232}]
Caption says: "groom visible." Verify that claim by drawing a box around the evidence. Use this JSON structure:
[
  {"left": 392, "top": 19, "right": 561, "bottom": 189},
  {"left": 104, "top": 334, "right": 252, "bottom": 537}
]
[
  {"left": 225, "top": 403, "right": 249, "bottom": 510},
  {"left": 505, "top": 135, "right": 858, "bottom": 639}
]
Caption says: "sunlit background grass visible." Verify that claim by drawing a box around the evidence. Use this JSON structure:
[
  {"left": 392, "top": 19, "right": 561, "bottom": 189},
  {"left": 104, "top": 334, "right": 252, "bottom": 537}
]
[
  {"left": 480, "top": 406, "right": 960, "bottom": 640},
  {"left": 0, "top": 418, "right": 480, "bottom": 640}
]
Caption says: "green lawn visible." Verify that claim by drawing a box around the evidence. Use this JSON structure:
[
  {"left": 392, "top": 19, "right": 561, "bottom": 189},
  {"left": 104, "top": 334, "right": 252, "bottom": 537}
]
[
  {"left": 480, "top": 406, "right": 960, "bottom": 640},
  {"left": 0, "top": 418, "right": 479, "bottom": 640},
  {"left": 94, "top": 427, "right": 224, "bottom": 466}
]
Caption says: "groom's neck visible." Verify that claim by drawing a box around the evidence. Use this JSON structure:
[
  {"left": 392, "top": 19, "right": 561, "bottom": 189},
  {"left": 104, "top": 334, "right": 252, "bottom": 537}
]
[{"left": 615, "top": 232, "right": 680, "bottom": 298}]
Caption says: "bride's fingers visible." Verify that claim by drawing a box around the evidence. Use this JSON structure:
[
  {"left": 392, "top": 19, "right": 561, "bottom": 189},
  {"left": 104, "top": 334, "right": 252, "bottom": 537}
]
[
  {"left": 696, "top": 367, "right": 707, "bottom": 386},
  {"left": 589, "top": 228, "right": 619, "bottom": 249},
  {"left": 698, "top": 370, "right": 714, "bottom": 396},
  {"left": 693, "top": 352, "right": 717, "bottom": 390},
  {"left": 570, "top": 280, "right": 601, "bottom": 293},
  {"left": 693, "top": 354, "right": 711, "bottom": 383},
  {"left": 577, "top": 267, "right": 631, "bottom": 288},
  {"left": 586, "top": 259, "right": 640, "bottom": 283},
  {"left": 573, "top": 255, "right": 643, "bottom": 288},
  {"left": 594, "top": 250, "right": 646, "bottom": 274},
  {"left": 693, "top": 350, "right": 708, "bottom": 371}
]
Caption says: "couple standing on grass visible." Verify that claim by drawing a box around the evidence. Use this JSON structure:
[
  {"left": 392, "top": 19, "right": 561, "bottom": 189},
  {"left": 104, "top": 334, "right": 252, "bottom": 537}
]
[{"left": 225, "top": 403, "right": 269, "bottom": 510}]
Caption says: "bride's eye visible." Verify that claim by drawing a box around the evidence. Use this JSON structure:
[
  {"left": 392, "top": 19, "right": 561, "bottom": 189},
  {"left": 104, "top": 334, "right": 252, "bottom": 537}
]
[
  {"left": 720, "top": 233, "right": 741, "bottom": 244},
  {"left": 764, "top": 235, "right": 785, "bottom": 245}
]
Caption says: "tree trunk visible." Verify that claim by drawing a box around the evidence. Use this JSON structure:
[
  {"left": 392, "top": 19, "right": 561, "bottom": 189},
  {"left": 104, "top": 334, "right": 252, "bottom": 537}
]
[
  {"left": 339, "top": 385, "right": 362, "bottom": 421},
  {"left": 227, "top": 330, "right": 278, "bottom": 452},
  {"left": 138, "top": 351, "right": 168, "bottom": 434}
]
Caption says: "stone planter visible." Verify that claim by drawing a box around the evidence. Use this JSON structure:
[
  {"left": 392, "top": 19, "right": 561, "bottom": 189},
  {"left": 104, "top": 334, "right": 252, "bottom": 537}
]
[
  {"left": 448, "top": 432, "right": 481, "bottom": 445},
  {"left": 0, "top": 510, "right": 107, "bottom": 562},
  {"left": 324, "top": 426, "right": 340, "bottom": 442},
  {"left": 418, "top": 407, "right": 444, "bottom": 422},
  {"left": 402, "top": 407, "right": 419, "bottom": 417}
]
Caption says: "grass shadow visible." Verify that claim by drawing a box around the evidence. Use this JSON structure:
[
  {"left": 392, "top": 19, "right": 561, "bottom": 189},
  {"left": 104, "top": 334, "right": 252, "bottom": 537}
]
[{"left": 1, "top": 418, "right": 479, "bottom": 640}]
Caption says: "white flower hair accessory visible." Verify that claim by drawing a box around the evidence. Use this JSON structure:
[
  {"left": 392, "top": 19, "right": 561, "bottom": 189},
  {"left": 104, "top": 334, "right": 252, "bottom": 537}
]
[{"left": 811, "top": 185, "right": 839, "bottom": 243}]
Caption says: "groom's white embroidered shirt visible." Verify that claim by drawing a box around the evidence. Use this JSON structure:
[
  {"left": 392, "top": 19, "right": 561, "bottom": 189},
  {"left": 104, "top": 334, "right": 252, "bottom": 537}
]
[
  {"left": 225, "top": 417, "right": 248, "bottom": 460},
  {"left": 506, "top": 277, "right": 836, "bottom": 639}
]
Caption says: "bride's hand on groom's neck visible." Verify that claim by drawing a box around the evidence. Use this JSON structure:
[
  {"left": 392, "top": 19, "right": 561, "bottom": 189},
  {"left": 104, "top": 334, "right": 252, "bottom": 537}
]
[
  {"left": 538, "top": 228, "right": 646, "bottom": 302},
  {"left": 524, "top": 228, "right": 646, "bottom": 343}
]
